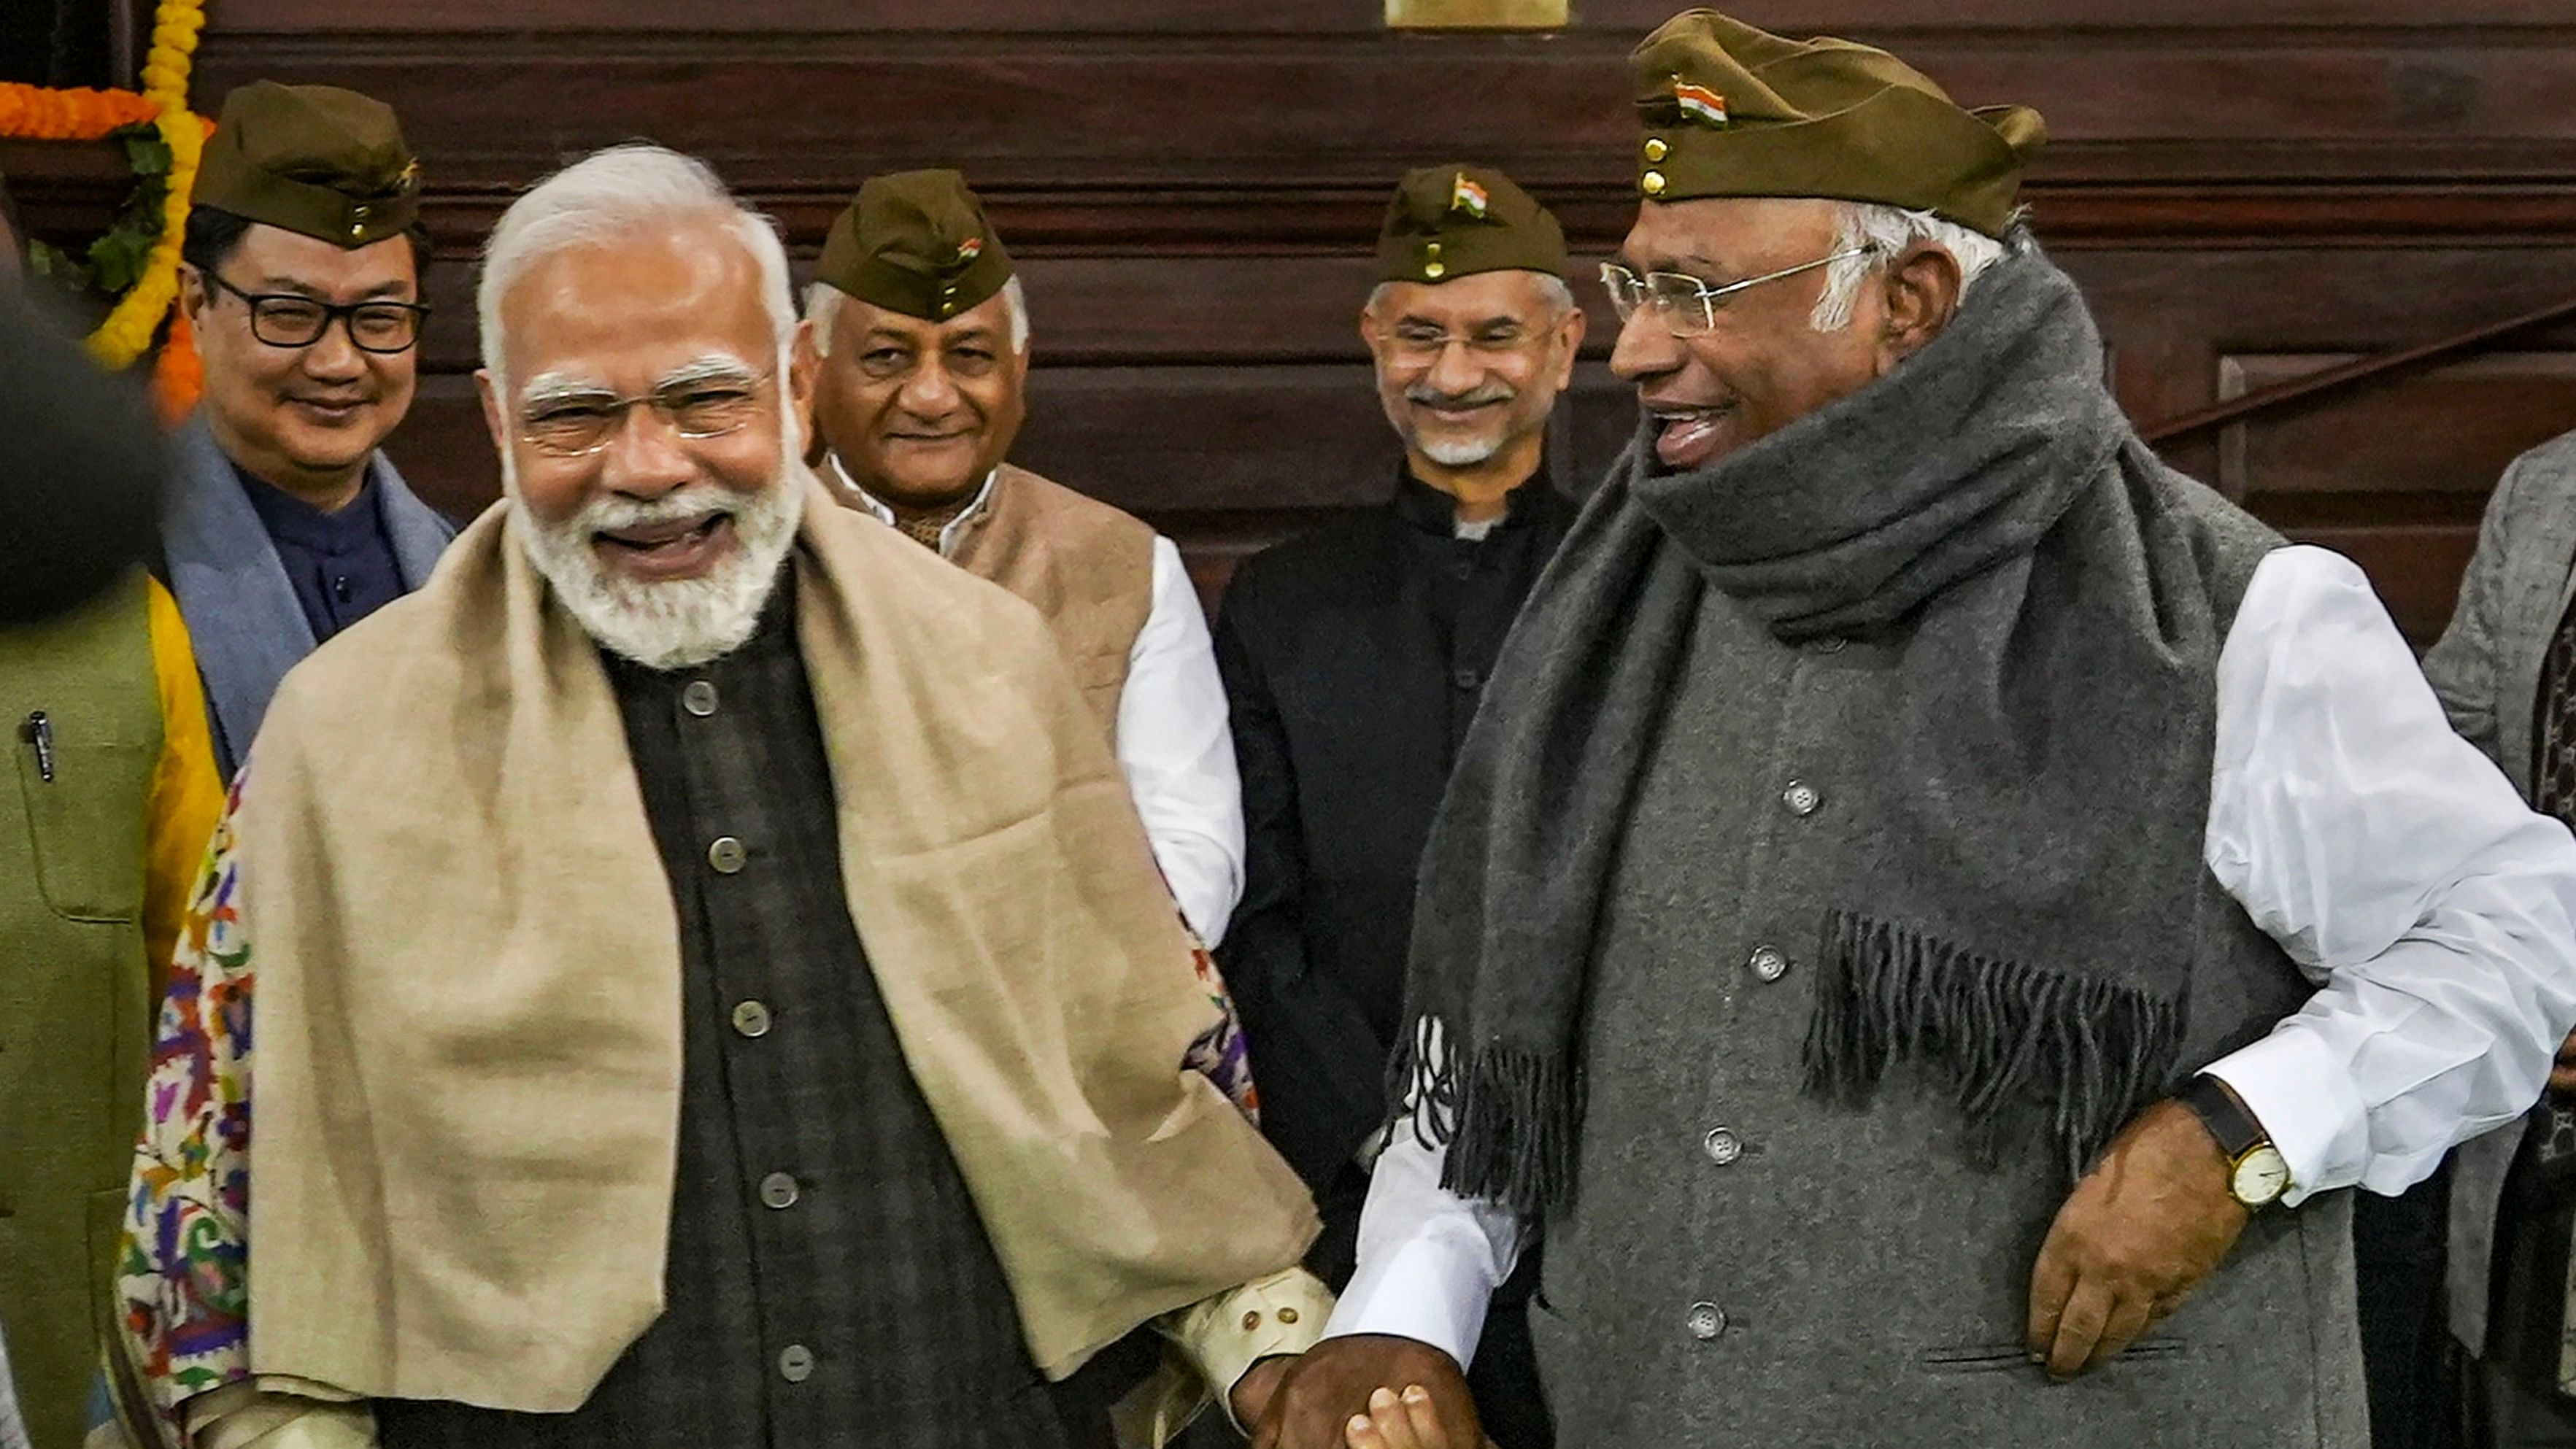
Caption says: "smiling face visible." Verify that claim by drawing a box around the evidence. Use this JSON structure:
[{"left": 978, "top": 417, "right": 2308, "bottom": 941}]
[
  {"left": 1361, "top": 268, "right": 1583, "bottom": 476},
  {"left": 810, "top": 287, "right": 1027, "bottom": 509},
  {"left": 1608, "top": 196, "right": 1957, "bottom": 473},
  {"left": 477, "top": 217, "right": 817, "bottom": 669},
  {"left": 182, "top": 222, "right": 420, "bottom": 503}
]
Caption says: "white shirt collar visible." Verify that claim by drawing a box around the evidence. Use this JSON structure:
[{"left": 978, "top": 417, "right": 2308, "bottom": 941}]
[{"left": 828, "top": 456, "right": 999, "bottom": 560}]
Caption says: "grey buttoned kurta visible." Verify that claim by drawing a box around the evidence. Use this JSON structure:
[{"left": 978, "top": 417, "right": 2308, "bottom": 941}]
[{"left": 1525, "top": 574, "right": 2367, "bottom": 1449}]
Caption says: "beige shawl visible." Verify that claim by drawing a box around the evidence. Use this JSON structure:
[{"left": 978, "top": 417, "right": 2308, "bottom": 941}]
[{"left": 236, "top": 479, "right": 1316, "bottom": 1410}]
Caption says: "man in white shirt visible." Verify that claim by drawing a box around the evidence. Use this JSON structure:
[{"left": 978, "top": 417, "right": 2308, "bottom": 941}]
[
  {"left": 1258, "top": 13, "right": 2576, "bottom": 1449},
  {"left": 804, "top": 169, "right": 1243, "bottom": 944}
]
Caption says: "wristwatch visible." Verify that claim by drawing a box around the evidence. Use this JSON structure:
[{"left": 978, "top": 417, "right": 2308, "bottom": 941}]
[{"left": 2177, "top": 1073, "right": 2292, "bottom": 1209}]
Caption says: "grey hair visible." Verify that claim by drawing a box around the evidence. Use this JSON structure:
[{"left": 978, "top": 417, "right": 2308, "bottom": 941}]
[
  {"left": 1364, "top": 271, "right": 1579, "bottom": 319},
  {"left": 1810, "top": 201, "right": 2008, "bottom": 332},
  {"left": 477, "top": 143, "right": 798, "bottom": 393},
  {"left": 805, "top": 274, "right": 1030, "bottom": 358}
]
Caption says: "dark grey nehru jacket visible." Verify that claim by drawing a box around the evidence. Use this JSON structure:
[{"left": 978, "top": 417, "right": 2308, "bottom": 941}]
[{"left": 1527, "top": 492, "right": 2368, "bottom": 1449}]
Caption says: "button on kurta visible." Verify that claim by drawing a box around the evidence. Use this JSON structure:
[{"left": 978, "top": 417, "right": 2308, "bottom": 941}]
[
  {"left": 1686, "top": 1302, "right": 1727, "bottom": 1340},
  {"left": 778, "top": 1344, "right": 815, "bottom": 1383},
  {"left": 708, "top": 835, "right": 748, "bottom": 873},
  {"left": 1451, "top": 667, "right": 1484, "bottom": 692},
  {"left": 1781, "top": 781, "right": 1821, "bottom": 816},
  {"left": 1702, "top": 1127, "right": 1743, "bottom": 1165},
  {"left": 1748, "top": 946, "right": 1789, "bottom": 982},
  {"left": 682, "top": 679, "right": 719, "bottom": 716},
  {"left": 730, "top": 1000, "right": 772, "bottom": 1038},
  {"left": 759, "top": 1171, "right": 800, "bottom": 1209}
]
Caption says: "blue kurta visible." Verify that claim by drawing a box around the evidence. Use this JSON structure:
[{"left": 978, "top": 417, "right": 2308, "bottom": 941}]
[{"left": 234, "top": 465, "right": 409, "bottom": 642}]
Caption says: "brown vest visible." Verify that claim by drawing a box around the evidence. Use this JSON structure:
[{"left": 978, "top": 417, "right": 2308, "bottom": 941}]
[{"left": 947, "top": 465, "right": 1158, "bottom": 734}]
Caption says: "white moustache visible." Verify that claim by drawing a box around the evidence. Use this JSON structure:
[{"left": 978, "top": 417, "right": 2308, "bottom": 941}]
[
  {"left": 1407, "top": 386, "right": 1516, "bottom": 409},
  {"left": 574, "top": 485, "right": 744, "bottom": 533}
]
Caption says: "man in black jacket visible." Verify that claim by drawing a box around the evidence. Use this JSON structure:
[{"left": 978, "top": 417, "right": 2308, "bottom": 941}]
[{"left": 1212, "top": 163, "right": 1584, "bottom": 1449}]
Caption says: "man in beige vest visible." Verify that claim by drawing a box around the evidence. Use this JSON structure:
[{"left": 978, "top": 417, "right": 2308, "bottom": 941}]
[
  {"left": 116, "top": 142, "right": 1326, "bottom": 1449},
  {"left": 805, "top": 169, "right": 1243, "bottom": 947}
]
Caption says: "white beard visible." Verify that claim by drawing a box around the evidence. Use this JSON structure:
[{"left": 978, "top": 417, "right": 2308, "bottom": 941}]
[
  {"left": 506, "top": 449, "right": 809, "bottom": 671},
  {"left": 1418, "top": 432, "right": 1505, "bottom": 467}
]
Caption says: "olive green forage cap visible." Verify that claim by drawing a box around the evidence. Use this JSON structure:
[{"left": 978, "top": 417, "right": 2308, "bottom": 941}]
[
  {"left": 194, "top": 81, "right": 421, "bottom": 249},
  {"left": 1629, "top": 9, "right": 2046, "bottom": 239},
  {"left": 815, "top": 169, "right": 1015, "bottom": 323},
  {"left": 1376, "top": 163, "right": 1567, "bottom": 287}
]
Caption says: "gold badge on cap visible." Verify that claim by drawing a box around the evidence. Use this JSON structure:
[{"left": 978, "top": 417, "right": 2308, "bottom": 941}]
[
  {"left": 1673, "top": 77, "right": 1729, "bottom": 128},
  {"left": 1449, "top": 172, "right": 1489, "bottom": 219}
]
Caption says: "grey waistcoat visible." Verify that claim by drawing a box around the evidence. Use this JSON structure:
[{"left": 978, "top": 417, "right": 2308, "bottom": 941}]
[{"left": 1527, "top": 512, "right": 2367, "bottom": 1449}]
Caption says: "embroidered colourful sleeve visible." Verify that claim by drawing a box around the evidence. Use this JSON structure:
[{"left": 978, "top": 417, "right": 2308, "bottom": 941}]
[
  {"left": 1178, "top": 919, "right": 1259, "bottom": 1124},
  {"left": 115, "top": 770, "right": 254, "bottom": 1434}
]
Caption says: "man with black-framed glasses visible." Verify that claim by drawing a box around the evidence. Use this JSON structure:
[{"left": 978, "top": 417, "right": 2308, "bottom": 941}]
[{"left": 165, "top": 80, "right": 455, "bottom": 779}]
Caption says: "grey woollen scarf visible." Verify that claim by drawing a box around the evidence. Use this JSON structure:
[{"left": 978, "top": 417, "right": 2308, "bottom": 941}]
[{"left": 1394, "top": 238, "right": 2276, "bottom": 1219}]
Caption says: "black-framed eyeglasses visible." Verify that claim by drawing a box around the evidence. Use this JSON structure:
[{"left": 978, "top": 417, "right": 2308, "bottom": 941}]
[
  {"left": 1598, "top": 246, "right": 1875, "bottom": 337},
  {"left": 204, "top": 271, "right": 429, "bottom": 355},
  {"left": 515, "top": 368, "right": 779, "bottom": 457}
]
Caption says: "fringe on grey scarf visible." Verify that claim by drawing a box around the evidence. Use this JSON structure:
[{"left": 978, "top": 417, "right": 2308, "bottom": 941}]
[
  {"left": 1801, "top": 910, "right": 2186, "bottom": 1181},
  {"left": 1388, "top": 1019, "right": 1586, "bottom": 1218}
]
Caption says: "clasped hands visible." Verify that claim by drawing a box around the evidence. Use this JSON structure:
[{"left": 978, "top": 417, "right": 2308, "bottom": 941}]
[
  {"left": 1243, "top": 1096, "right": 2253, "bottom": 1448},
  {"left": 1239, "top": 1334, "right": 1487, "bottom": 1449}
]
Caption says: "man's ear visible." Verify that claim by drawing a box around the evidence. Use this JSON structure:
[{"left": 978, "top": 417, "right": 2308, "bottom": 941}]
[
  {"left": 1877, "top": 242, "right": 1963, "bottom": 367},
  {"left": 475, "top": 368, "right": 506, "bottom": 460},
  {"left": 178, "top": 264, "right": 210, "bottom": 327},
  {"left": 788, "top": 319, "right": 820, "bottom": 442},
  {"left": 1550, "top": 304, "right": 1589, "bottom": 391}
]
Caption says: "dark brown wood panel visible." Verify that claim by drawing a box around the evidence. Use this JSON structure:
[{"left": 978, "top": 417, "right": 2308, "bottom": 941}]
[
  {"left": 200, "top": 0, "right": 2576, "bottom": 33},
  {"left": 194, "top": 36, "right": 2576, "bottom": 179},
  {"left": 2217, "top": 352, "right": 2576, "bottom": 507}
]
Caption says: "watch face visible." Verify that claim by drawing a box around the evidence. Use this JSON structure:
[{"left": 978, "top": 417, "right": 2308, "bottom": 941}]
[{"left": 2231, "top": 1145, "right": 2291, "bottom": 1206}]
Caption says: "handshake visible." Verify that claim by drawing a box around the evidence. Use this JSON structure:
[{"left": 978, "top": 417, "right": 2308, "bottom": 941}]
[{"left": 1233, "top": 1335, "right": 1494, "bottom": 1449}]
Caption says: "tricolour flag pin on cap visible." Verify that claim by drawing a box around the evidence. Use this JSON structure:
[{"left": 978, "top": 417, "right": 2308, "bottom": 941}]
[
  {"left": 1673, "top": 78, "right": 1729, "bottom": 127},
  {"left": 1449, "top": 172, "right": 1490, "bottom": 219}
]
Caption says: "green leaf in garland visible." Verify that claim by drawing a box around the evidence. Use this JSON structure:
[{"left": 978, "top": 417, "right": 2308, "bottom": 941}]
[{"left": 120, "top": 127, "right": 174, "bottom": 179}]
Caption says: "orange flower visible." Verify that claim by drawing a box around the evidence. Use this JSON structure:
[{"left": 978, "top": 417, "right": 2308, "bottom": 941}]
[
  {"left": 0, "top": 82, "right": 161, "bottom": 139},
  {"left": 152, "top": 308, "right": 204, "bottom": 422}
]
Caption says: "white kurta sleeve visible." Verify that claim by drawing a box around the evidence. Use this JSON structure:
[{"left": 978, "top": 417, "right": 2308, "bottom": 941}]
[
  {"left": 1321, "top": 1125, "right": 1530, "bottom": 1369},
  {"left": 1117, "top": 537, "right": 1247, "bottom": 945},
  {"left": 1322, "top": 1023, "right": 1530, "bottom": 1369},
  {"left": 2202, "top": 544, "right": 2576, "bottom": 1203}
]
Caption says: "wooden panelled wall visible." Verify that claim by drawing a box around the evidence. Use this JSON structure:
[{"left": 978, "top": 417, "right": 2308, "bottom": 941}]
[{"left": 185, "top": 0, "right": 2576, "bottom": 642}]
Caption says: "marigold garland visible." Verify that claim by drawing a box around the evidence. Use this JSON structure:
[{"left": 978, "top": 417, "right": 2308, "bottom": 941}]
[
  {"left": 151, "top": 307, "right": 203, "bottom": 422},
  {"left": 0, "top": 83, "right": 161, "bottom": 137},
  {"left": 89, "top": 0, "right": 209, "bottom": 373},
  {"left": 0, "top": 0, "right": 211, "bottom": 403}
]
